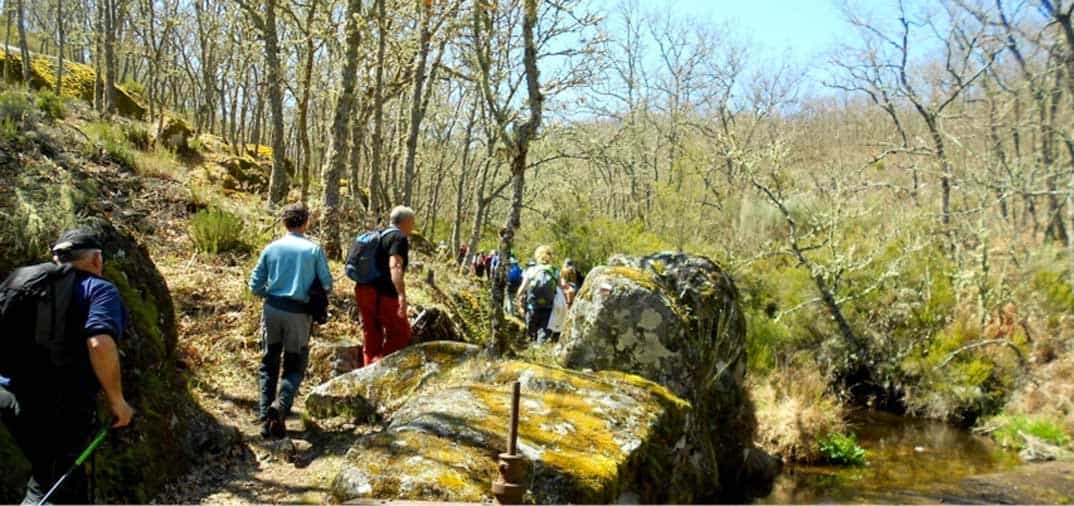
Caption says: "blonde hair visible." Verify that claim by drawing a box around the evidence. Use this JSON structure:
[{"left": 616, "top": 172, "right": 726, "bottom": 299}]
[{"left": 534, "top": 245, "right": 554, "bottom": 265}]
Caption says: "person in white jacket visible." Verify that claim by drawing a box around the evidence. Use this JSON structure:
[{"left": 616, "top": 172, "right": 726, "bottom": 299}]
[{"left": 546, "top": 263, "right": 579, "bottom": 341}]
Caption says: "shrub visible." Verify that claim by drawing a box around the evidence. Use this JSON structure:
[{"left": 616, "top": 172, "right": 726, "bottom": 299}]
[
  {"left": 753, "top": 363, "right": 847, "bottom": 463},
  {"left": 189, "top": 208, "right": 245, "bottom": 254},
  {"left": 0, "top": 88, "right": 33, "bottom": 121},
  {"left": 0, "top": 89, "right": 36, "bottom": 145},
  {"left": 83, "top": 121, "right": 137, "bottom": 171},
  {"left": 818, "top": 431, "right": 868, "bottom": 466},
  {"left": 34, "top": 90, "right": 66, "bottom": 120},
  {"left": 987, "top": 414, "right": 1070, "bottom": 450},
  {"left": 123, "top": 124, "right": 150, "bottom": 150},
  {"left": 134, "top": 145, "right": 180, "bottom": 178}
]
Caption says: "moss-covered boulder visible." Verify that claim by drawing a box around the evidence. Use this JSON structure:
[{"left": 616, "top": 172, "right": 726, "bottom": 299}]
[
  {"left": 0, "top": 220, "right": 230, "bottom": 502},
  {"left": 155, "top": 114, "right": 194, "bottom": 152},
  {"left": 308, "top": 342, "right": 696, "bottom": 503},
  {"left": 0, "top": 146, "right": 229, "bottom": 502},
  {"left": 0, "top": 48, "right": 146, "bottom": 119},
  {"left": 555, "top": 252, "right": 775, "bottom": 500},
  {"left": 217, "top": 155, "right": 268, "bottom": 193}
]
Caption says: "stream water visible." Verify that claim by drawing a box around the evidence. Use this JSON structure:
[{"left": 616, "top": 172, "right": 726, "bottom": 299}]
[{"left": 760, "top": 409, "right": 1022, "bottom": 504}]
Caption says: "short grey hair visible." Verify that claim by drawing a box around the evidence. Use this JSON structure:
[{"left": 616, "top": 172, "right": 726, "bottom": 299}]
[{"left": 390, "top": 206, "right": 416, "bottom": 226}]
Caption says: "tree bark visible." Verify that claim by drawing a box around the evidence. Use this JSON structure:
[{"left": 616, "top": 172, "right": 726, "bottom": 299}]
[
  {"left": 451, "top": 99, "right": 478, "bottom": 254},
  {"left": 401, "top": 0, "right": 433, "bottom": 206},
  {"left": 3, "top": 2, "right": 12, "bottom": 83},
  {"left": 367, "top": 0, "right": 388, "bottom": 227},
  {"left": 486, "top": 0, "right": 544, "bottom": 357},
  {"left": 102, "top": 0, "right": 117, "bottom": 114},
  {"left": 55, "top": 0, "right": 64, "bottom": 95},
  {"left": 263, "top": 0, "right": 289, "bottom": 206},
  {"left": 297, "top": 0, "right": 319, "bottom": 205},
  {"left": 16, "top": 0, "right": 29, "bottom": 86},
  {"left": 321, "top": 0, "right": 363, "bottom": 260}
]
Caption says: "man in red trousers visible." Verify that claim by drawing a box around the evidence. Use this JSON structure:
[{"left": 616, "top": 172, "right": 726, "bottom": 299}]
[{"left": 355, "top": 206, "right": 415, "bottom": 366}]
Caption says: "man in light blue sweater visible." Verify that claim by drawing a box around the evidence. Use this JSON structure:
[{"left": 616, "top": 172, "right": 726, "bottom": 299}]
[{"left": 249, "top": 204, "right": 332, "bottom": 439}]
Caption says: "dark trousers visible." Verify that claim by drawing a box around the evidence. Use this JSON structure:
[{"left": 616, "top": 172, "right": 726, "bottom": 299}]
[
  {"left": 259, "top": 304, "right": 313, "bottom": 420},
  {"left": 526, "top": 307, "right": 553, "bottom": 341},
  {"left": 259, "top": 342, "right": 310, "bottom": 420},
  {"left": 0, "top": 384, "right": 94, "bottom": 504}
]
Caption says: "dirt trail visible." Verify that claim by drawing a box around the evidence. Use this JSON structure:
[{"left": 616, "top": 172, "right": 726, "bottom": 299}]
[{"left": 111, "top": 173, "right": 374, "bottom": 504}]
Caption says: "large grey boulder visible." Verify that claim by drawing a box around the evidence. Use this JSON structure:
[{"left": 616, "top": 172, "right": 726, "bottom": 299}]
[
  {"left": 555, "top": 252, "right": 774, "bottom": 500},
  {"left": 307, "top": 342, "right": 696, "bottom": 504}
]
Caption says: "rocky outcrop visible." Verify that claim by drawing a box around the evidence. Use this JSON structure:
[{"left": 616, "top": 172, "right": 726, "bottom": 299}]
[
  {"left": 307, "top": 342, "right": 697, "bottom": 504},
  {"left": 0, "top": 48, "right": 146, "bottom": 119},
  {"left": 555, "top": 252, "right": 774, "bottom": 500},
  {"left": 0, "top": 154, "right": 230, "bottom": 502},
  {"left": 156, "top": 115, "right": 194, "bottom": 153}
]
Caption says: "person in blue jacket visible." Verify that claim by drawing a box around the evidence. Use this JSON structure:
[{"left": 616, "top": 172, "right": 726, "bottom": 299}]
[{"left": 249, "top": 204, "right": 332, "bottom": 439}]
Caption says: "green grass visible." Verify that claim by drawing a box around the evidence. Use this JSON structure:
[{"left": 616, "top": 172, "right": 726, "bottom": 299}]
[
  {"left": 189, "top": 208, "right": 246, "bottom": 254},
  {"left": 818, "top": 431, "right": 869, "bottom": 466},
  {"left": 83, "top": 121, "right": 138, "bottom": 171},
  {"left": 988, "top": 414, "right": 1070, "bottom": 450},
  {"left": 34, "top": 90, "right": 65, "bottom": 120}
]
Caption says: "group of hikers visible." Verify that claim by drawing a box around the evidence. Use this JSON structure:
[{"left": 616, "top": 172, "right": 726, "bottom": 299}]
[
  {"left": 0, "top": 203, "right": 418, "bottom": 503},
  {"left": 457, "top": 243, "right": 583, "bottom": 342},
  {"left": 0, "top": 200, "right": 585, "bottom": 503}
]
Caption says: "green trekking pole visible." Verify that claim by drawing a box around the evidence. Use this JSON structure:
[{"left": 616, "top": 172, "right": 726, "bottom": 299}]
[{"left": 37, "top": 423, "right": 110, "bottom": 505}]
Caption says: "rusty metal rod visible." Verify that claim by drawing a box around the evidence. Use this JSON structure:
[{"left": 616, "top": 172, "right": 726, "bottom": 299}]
[{"left": 508, "top": 381, "right": 520, "bottom": 456}]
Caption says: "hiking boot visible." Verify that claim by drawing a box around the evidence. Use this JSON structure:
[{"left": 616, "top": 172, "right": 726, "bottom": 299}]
[
  {"left": 266, "top": 403, "right": 286, "bottom": 439},
  {"left": 260, "top": 419, "right": 273, "bottom": 439}
]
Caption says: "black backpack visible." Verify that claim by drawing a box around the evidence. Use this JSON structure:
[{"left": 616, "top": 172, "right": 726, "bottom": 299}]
[
  {"left": 0, "top": 263, "right": 79, "bottom": 383},
  {"left": 345, "top": 227, "right": 399, "bottom": 284},
  {"left": 526, "top": 266, "right": 558, "bottom": 310},
  {"left": 307, "top": 275, "right": 329, "bottom": 325}
]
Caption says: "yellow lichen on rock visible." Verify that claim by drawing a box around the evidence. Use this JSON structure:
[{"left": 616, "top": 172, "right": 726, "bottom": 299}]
[
  {"left": 319, "top": 342, "right": 693, "bottom": 504},
  {"left": 0, "top": 49, "right": 146, "bottom": 118}
]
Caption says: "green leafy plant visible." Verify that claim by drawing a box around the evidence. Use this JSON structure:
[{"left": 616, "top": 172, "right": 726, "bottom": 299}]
[
  {"left": 189, "top": 208, "right": 246, "bottom": 254},
  {"left": 123, "top": 124, "right": 150, "bottom": 150},
  {"left": 988, "top": 414, "right": 1070, "bottom": 450},
  {"left": 818, "top": 431, "right": 868, "bottom": 466},
  {"left": 34, "top": 90, "right": 66, "bottom": 120}
]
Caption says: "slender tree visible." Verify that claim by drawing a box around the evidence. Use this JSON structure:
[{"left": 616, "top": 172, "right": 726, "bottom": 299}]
[{"left": 321, "top": 0, "right": 363, "bottom": 259}]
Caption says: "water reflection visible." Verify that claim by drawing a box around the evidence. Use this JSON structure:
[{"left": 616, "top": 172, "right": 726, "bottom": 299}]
[{"left": 760, "top": 410, "right": 1021, "bottom": 504}]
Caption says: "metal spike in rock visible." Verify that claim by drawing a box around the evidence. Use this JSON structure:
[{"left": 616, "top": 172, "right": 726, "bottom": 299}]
[{"left": 492, "top": 381, "right": 527, "bottom": 505}]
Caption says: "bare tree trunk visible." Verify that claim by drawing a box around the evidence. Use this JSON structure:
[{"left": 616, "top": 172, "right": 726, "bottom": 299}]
[
  {"left": 401, "top": 0, "right": 433, "bottom": 206},
  {"left": 4, "top": 1, "right": 13, "bottom": 83},
  {"left": 55, "top": 0, "right": 64, "bottom": 94},
  {"left": 350, "top": 110, "right": 368, "bottom": 207},
  {"left": 321, "top": 0, "right": 363, "bottom": 259},
  {"left": 264, "top": 0, "right": 289, "bottom": 207},
  {"left": 297, "top": 0, "right": 319, "bottom": 205},
  {"left": 102, "top": 0, "right": 117, "bottom": 114},
  {"left": 94, "top": 1, "right": 104, "bottom": 110},
  {"left": 487, "top": 0, "right": 544, "bottom": 356},
  {"left": 367, "top": 0, "right": 388, "bottom": 226},
  {"left": 16, "top": 0, "right": 29, "bottom": 86},
  {"left": 451, "top": 99, "right": 478, "bottom": 254}
]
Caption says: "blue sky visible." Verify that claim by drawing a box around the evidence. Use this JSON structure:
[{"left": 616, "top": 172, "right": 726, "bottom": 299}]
[
  {"left": 648, "top": 0, "right": 847, "bottom": 62},
  {"left": 589, "top": 0, "right": 859, "bottom": 66}
]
